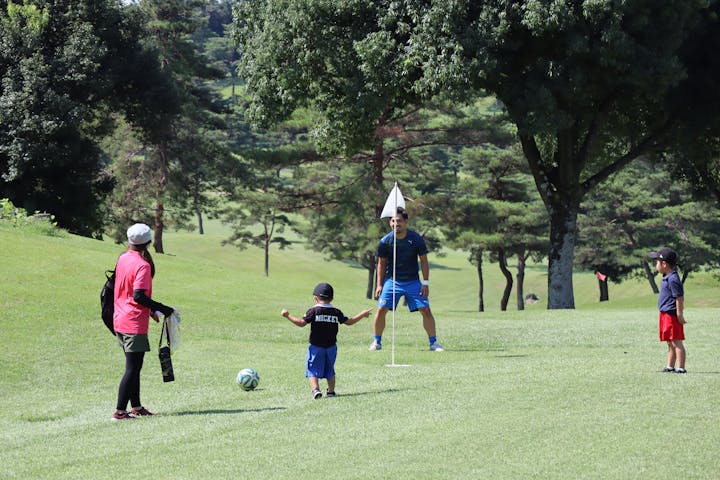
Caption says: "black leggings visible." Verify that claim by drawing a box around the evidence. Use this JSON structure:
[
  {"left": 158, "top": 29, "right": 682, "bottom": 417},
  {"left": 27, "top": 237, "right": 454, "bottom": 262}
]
[{"left": 117, "top": 351, "right": 145, "bottom": 411}]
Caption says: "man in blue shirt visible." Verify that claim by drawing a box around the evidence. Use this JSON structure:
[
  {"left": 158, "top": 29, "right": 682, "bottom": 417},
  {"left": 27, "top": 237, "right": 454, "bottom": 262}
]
[
  {"left": 649, "top": 247, "right": 686, "bottom": 373},
  {"left": 369, "top": 208, "right": 443, "bottom": 352}
]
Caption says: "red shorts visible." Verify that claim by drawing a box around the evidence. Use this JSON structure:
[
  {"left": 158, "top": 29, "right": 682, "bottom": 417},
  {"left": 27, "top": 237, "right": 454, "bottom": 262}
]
[{"left": 659, "top": 311, "right": 684, "bottom": 342}]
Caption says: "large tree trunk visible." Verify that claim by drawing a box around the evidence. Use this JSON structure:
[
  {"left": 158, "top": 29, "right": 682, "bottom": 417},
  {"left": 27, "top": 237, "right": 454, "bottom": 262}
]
[
  {"left": 546, "top": 203, "right": 579, "bottom": 309},
  {"left": 518, "top": 132, "right": 581, "bottom": 309},
  {"left": 516, "top": 254, "right": 526, "bottom": 311},
  {"left": 498, "top": 249, "right": 513, "bottom": 311}
]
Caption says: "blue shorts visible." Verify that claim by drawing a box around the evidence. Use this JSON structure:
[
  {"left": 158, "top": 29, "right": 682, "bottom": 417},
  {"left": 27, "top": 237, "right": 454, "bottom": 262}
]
[
  {"left": 378, "top": 279, "right": 430, "bottom": 312},
  {"left": 305, "top": 344, "right": 337, "bottom": 379}
]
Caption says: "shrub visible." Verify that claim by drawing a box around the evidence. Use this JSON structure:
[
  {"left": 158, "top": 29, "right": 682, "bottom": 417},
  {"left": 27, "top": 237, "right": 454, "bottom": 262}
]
[{"left": 0, "top": 198, "right": 66, "bottom": 237}]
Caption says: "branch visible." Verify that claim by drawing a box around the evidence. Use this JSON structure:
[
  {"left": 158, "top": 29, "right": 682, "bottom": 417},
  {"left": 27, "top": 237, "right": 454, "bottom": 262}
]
[
  {"left": 518, "top": 133, "right": 551, "bottom": 206},
  {"left": 384, "top": 137, "right": 490, "bottom": 157},
  {"left": 277, "top": 169, "right": 370, "bottom": 211},
  {"left": 576, "top": 90, "right": 619, "bottom": 171},
  {"left": 581, "top": 118, "right": 674, "bottom": 194},
  {"left": 389, "top": 105, "right": 424, "bottom": 124}
]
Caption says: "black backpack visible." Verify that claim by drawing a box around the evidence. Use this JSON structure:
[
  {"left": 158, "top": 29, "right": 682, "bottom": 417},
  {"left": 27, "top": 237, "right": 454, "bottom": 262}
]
[{"left": 100, "top": 269, "right": 116, "bottom": 335}]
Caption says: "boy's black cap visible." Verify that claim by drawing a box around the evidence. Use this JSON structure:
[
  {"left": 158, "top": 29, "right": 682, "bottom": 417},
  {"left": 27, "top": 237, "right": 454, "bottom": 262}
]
[
  {"left": 648, "top": 247, "right": 678, "bottom": 264},
  {"left": 313, "top": 282, "right": 334, "bottom": 299}
]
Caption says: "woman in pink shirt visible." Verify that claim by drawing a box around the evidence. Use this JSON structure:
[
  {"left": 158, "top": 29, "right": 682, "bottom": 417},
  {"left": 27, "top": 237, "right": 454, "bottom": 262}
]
[{"left": 112, "top": 223, "right": 174, "bottom": 421}]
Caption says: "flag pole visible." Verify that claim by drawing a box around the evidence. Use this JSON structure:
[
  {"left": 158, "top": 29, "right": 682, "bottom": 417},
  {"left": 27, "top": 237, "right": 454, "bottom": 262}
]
[
  {"left": 390, "top": 183, "right": 397, "bottom": 366},
  {"left": 380, "top": 182, "right": 410, "bottom": 368}
]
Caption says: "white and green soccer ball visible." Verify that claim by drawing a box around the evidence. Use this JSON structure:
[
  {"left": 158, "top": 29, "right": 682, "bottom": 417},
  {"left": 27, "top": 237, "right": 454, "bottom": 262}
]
[{"left": 236, "top": 368, "right": 260, "bottom": 391}]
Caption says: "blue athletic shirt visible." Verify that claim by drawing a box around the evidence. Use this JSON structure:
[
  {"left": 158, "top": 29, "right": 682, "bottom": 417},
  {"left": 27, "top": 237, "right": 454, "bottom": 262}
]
[
  {"left": 658, "top": 269, "right": 683, "bottom": 313},
  {"left": 376, "top": 229, "right": 428, "bottom": 282}
]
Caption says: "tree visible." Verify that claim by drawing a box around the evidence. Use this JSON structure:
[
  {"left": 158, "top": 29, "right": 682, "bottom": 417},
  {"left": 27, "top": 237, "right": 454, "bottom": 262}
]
[
  {"left": 649, "top": 202, "right": 720, "bottom": 283},
  {"left": 221, "top": 188, "right": 292, "bottom": 277},
  {"left": 117, "top": 0, "right": 230, "bottom": 253},
  {"left": 663, "top": 2, "right": 720, "bottom": 202},
  {"left": 575, "top": 161, "right": 666, "bottom": 296},
  {"left": 233, "top": 0, "right": 495, "bottom": 221},
  {"left": 413, "top": 0, "right": 720, "bottom": 308},
  {"left": 440, "top": 190, "right": 496, "bottom": 312},
  {"left": 469, "top": 246, "right": 486, "bottom": 312},
  {"left": 0, "top": 0, "right": 174, "bottom": 236},
  {"left": 101, "top": 119, "right": 156, "bottom": 243},
  {"left": 439, "top": 137, "right": 547, "bottom": 312},
  {"left": 576, "top": 160, "right": 720, "bottom": 295},
  {"left": 233, "top": 1, "right": 494, "bottom": 300},
  {"left": 297, "top": 186, "right": 385, "bottom": 298},
  {"left": 196, "top": 0, "right": 240, "bottom": 104},
  {"left": 234, "top": 0, "right": 506, "bottom": 294}
]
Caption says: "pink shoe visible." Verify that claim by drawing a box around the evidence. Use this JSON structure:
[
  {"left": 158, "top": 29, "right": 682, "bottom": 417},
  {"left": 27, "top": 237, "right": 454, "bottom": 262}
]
[
  {"left": 130, "top": 406, "right": 155, "bottom": 417},
  {"left": 111, "top": 410, "right": 135, "bottom": 421}
]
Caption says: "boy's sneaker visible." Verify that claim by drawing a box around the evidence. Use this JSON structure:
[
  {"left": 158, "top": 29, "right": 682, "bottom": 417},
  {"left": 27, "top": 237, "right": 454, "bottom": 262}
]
[
  {"left": 111, "top": 410, "right": 135, "bottom": 421},
  {"left": 312, "top": 388, "right": 322, "bottom": 399},
  {"left": 662, "top": 367, "right": 675, "bottom": 372},
  {"left": 368, "top": 341, "right": 382, "bottom": 351},
  {"left": 675, "top": 368, "right": 687, "bottom": 374},
  {"left": 130, "top": 406, "right": 155, "bottom": 417},
  {"left": 429, "top": 342, "right": 444, "bottom": 352},
  {"left": 326, "top": 391, "right": 337, "bottom": 398}
]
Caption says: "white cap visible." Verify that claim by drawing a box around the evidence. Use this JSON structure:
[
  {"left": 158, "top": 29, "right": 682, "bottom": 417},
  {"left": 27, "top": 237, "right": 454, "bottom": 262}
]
[{"left": 127, "top": 223, "right": 152, "bottom": 245}]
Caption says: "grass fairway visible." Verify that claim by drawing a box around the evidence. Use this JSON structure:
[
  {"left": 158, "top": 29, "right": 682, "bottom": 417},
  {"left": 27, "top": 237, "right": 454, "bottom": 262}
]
[{"left": 1, "top": 224, "right": 719, "bottom": 479}]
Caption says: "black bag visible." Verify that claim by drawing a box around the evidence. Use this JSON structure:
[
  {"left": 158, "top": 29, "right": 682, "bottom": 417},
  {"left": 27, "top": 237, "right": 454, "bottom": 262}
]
[
  {"left": 158, "top": 319, "right": 175, "bottom": 382},
  {"left": 100, "top": 269, "right": 116, "bottom": 335}
]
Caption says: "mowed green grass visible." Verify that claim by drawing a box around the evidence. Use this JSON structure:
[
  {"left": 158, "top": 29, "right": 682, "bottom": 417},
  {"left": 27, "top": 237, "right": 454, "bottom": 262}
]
[{"left": 1, "top": 223, "right": 720, "bottom": 480}]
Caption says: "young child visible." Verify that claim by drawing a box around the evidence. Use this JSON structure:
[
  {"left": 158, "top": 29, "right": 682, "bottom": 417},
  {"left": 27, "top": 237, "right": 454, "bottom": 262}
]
[
  {"left": 648, "top": 247, "right": 687, "bottom": 373},
  {"left": 282, "top": 282, "right": 372, "bottom": 399}
]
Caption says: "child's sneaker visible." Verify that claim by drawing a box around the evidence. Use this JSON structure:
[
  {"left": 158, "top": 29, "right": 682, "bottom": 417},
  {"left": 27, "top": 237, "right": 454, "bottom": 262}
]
[
  {"left": 368, "top": 341, "right": 382, "bottom": 351},
  {"left": 429, "top": 342, "right": 444, "bottom": 352},
  {"left": 326, "top": 390, "right": 337, "bottom": 398},
  {"left": 130, "top": 406, "right": 155, "bottom": 417},
  {"left": 662, "top": 367, "right": 675, "bottom": 372},
  {"left": 675, "top": 368, "right": 687, "bottom": 374},
  {"left": 312, "top": 388, "right": 322, "bottom": 399},
  {"left": 111, "top": 410, "right": 135, "bottom": 421}
]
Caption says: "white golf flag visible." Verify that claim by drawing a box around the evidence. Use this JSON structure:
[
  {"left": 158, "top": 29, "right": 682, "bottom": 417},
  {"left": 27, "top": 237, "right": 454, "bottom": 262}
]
[{"left": 380, "top": 183, "right": 405, "bottom": 218}]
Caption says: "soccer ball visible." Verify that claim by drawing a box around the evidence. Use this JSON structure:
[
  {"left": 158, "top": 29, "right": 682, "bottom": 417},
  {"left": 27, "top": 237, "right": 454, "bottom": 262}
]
[{"left": 236, "top": 368, "right": 260, "bottom": 391}]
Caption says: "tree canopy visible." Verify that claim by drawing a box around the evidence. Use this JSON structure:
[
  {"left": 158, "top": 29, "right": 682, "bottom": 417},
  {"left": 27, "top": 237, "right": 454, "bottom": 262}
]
[
  {"left": 232, "top": 0, "right": 720, "bottom": 307},
  {"left": 576, "top": 159, "right": 720, "bottom": 293},
  {"left": 0, "top": 0, "right": 175, "bottom": 236},
  {"left": 2, "top": 0, "right": 719, "bottom": 310},
  {"left": 412, "top": 0, "right": 720, "bottom": 307}
]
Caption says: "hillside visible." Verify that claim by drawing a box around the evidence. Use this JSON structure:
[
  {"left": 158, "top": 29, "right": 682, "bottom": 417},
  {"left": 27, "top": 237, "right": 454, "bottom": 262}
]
[
  {"left": 2, "top": 222, "right": 717, "bottom": 328},
  {"left": 3, "top": 223, "right": 720, "bottom": 480}
]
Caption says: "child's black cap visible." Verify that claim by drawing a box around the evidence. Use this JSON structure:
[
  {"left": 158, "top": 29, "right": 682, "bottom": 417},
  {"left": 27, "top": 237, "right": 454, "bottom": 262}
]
[
  {"left": 648, "top": 247, "right": 678, "bottom": 264},
  {"left": 313, "top": 282, "right": 334, "bottom": 299}
]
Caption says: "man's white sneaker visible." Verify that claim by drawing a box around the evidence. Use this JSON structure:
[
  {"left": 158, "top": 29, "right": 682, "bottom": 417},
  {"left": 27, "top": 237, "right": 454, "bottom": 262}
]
[
  {"left": 368, "top": 341, "right": 382, "bottom": 351},
  {"left": 429, "top": 342, "right": 444, "bottom": 352}
]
